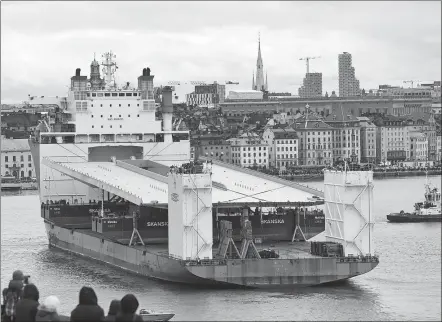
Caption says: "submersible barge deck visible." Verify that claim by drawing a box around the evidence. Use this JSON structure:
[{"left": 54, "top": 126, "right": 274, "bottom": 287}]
[{"left": 40, "top": 157, "right": 379, "bottom": 288}]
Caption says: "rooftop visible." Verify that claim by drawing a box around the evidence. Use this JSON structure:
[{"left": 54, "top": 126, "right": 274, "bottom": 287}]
[{"left": 1, "top": 138, "right": 30, "bottom": 152}]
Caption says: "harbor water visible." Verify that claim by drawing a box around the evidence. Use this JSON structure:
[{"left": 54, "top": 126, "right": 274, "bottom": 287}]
[{"left": 1, "top": 175, "right": 441, "bottom": 321}]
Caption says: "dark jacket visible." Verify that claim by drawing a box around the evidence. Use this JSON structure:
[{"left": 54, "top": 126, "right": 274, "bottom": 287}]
[
  {"left": 115, "top": 294, "right": 143, "bottom": 322},
  {"left": 15, "top": 283, "right": 40, "bottom": 322},
  {"left": 35, "top": 305, "right": 60, "bottom": 322},
  {"left": 104, "top": 300, "right": 121, "bottom": 322},
  {"left": 70, "top": 305, "right": 105, "bottom": 322},
  {"left": 114, "top": 313, "right": 143, "bottom": 322},
  {"left": 70, "top": 287, "right": 104, "bottom": 322},
  {"left": 15, "top": 299, "right": 39, "bottom": 322}
]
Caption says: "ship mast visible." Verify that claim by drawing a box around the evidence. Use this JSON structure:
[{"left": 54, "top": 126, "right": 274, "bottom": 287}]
[{"left": 101, "top": 51, "right": 118, "bottom": 90}]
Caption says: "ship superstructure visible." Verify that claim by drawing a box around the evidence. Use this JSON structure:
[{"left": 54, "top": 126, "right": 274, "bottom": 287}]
[{"left": 30, "top": 52, "right": 189, "bottom": 204}]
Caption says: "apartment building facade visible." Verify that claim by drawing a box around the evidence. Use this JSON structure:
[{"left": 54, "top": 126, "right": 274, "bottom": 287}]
[
  {"left": 324, "top": 106, "right": 361, "bottom": 163},
  {"left": 357, "top": 117, "right": 377, "bottom": 163},
  {"left": 263, "top": 128, "right": 298, "bottom": 169},
  {"left": 375, "top": 115, "right": 410, "bottom": 163},
  {"left": 228, "top": 133, "right": 269, "bottom": 168},
  {"left": 409, "top": 132, "right": 428, "bottom": 161},
  {"left": 1, "top": 138, "right": 35, "bottom": 178},
  {"left": 291, "top": 116, "right": 333, "bottom": 166}
]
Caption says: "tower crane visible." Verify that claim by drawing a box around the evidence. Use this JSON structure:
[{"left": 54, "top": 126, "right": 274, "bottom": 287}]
[
  {"left": 299, "top": 56, "right": 321, "bottom": 74},
  {"left": 403, "top": 80, "right": 420, "bottom": 88}
]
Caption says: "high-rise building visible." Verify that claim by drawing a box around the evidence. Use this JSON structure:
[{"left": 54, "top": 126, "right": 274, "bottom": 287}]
[
  {"left": 252, "top": 36, "right": 268, "bottom": 92},
  {"left": 338, "top": 52, "right": 361, "bottom": 97},
  {"left": 298, "top": 73, "right": 322, "bottom": 98}
]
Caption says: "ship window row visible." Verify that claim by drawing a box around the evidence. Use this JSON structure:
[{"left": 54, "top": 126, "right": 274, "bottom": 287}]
[
  {"left": 88, "top": 92, "right": 138, "bottom": 97},
  {"left": 91, "top": 103, "right": 140, "bottom": 108},
  {"left": 91, "top": 114, "right": 140, "bottom": 118},
  {"left": 92, "top": 125, "right": 123, "bottom": 128}
]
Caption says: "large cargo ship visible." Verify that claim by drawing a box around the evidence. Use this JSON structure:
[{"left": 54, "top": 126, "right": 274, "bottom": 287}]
[{"left": 31, "top": 53, "right": 378, "bottom": 288}]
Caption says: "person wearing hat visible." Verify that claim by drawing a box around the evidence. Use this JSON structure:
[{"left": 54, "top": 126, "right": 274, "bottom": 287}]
[{"left": 2, "top": 270, "right": 27, "bottom": 322}]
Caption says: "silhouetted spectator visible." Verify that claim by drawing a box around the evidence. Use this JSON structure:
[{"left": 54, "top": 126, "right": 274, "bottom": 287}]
[
  {"left": 15, "top": 283, "right": 40, "bottom": 322},
  {"left": 104, "top": 300, "right": 121, "bottom": 322},
  {"left": 35, "top": 296, "right": 60, "bottom": 322},
  {"left": 70, "top": 287, "right": 104, "bottom": 322},
  {"left": 2, "top": 270, "right": 26, "bottom": 322},
  {"left": 115, "top": 294, "right": 143, "bottom": 322}
]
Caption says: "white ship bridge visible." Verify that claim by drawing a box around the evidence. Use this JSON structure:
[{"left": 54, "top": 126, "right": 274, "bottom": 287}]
[{"left": 42, "top": 157, "right": 324, "bottom": 209}]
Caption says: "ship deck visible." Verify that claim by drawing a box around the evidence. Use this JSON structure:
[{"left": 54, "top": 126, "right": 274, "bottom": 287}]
[{"left": 74, "top": 227, "right": 318, "bottom": 260}]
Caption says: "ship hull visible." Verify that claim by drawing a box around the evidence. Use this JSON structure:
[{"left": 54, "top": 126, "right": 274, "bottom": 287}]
[
  {"left": 44, "top": 221, "right": 378, "bottom": 288},
  {"left": 387, "top": 213, "right": 442, "bottom": 223}
]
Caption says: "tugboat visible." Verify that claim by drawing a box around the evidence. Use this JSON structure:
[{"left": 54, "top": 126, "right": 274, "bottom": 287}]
[{"left": 387, "top": 175, "right": 441, "bottom": 223}]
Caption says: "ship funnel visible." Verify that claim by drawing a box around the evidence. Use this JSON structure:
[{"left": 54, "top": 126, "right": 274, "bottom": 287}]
[
  {"left": 146, "top": 67, "right": 151, "bottom": 76},
  {"left": 75, "top": 68, "right": 81, "bottom": 76},
  {"left": 162, "top": 86, "right": 173, "bottom": 143},
  {"left": 142, "top": 68, "right": 147, "bottom": 76}
]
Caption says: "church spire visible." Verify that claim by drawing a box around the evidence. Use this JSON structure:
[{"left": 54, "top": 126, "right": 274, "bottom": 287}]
[
  {"left": 254, "top": 32, "right": 265, "bottom": 92},
  {"left": 257, "top": 32, "right": 263, "bottom": 68}
]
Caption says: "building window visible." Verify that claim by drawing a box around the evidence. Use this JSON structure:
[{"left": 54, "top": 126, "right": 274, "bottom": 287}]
[
  {"left": 5, "top": 156, "right": 8, "bottom": 162},
  {"left": 20, "top": 155, "right": 24, "bottom": 162},
  {"left": 28, "top": 163, "right": 32, "bottom": 168},
  {"left": 92, "top": 125, "right": 94, "bottom": 128},
  {"left": 13, "top": 156, "right": 16, "bottom": 162}
]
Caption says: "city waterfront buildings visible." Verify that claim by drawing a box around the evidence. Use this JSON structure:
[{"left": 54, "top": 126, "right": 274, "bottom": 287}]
[{"left": 220, "top": 96, "right": 432, "bottom": 118}]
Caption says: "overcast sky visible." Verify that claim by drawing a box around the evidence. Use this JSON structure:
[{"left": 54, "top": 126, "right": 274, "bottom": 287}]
[{"left": 1, "top": 1, "right": 441, "bottom": 103}]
